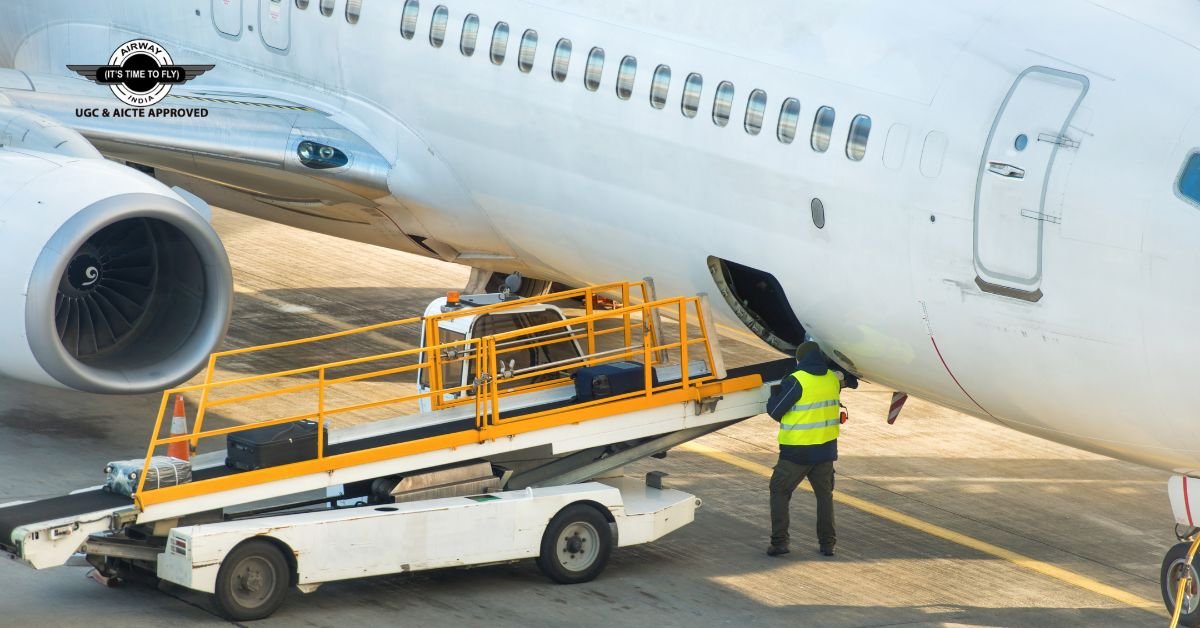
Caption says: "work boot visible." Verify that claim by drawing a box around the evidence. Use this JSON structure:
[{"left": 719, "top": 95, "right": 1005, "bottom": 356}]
[
  {"left": 819, "top": 544, "right": 835, "bottom": 557},
  {"left": 766, "top": 544, "right": 790, "bottom": 557}
]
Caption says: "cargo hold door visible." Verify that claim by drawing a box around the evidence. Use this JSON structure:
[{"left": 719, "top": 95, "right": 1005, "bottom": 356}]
[{"left": 974, "top": 66, "right": 1088, "bottom": 301}]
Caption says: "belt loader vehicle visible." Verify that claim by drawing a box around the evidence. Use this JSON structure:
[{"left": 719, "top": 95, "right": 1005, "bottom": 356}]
[{"left": 0, "top": 281, "right": 790, "bottom": 620}]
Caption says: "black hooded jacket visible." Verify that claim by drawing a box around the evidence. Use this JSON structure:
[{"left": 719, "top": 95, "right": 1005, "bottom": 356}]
[{"left": 765, "top": 349, "right": 854, "bottom": 465}]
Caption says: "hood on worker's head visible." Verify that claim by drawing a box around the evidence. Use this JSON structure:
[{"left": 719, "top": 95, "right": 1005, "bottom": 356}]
[{"left": 794, "top": 341, "right": 828, "bottom": 375}]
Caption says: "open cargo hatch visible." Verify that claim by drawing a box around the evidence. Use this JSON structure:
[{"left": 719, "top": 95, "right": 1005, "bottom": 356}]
[{"left": 707, "top": 256, "right": 805, "bottom": 354}]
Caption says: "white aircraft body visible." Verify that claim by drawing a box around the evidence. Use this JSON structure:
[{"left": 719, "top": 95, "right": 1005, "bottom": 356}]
[{"left": 1, "top": 0, "right": 1200, "bottom": 570}]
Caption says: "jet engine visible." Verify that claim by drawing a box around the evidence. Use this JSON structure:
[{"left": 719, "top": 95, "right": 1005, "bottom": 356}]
[{"left": 0, "top": 123, "right": 232, "bottom": 394}]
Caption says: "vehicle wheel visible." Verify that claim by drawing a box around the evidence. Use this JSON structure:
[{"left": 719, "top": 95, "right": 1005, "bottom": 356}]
[
  {"left": 214, "top": 539, "right": 290, "bottom": 621},
  {"left": 536, "top": 503, "right": 613, "bottom": 584},
  {"left": 1162, "top": 542, "right": 1200, "bottom": 627}
]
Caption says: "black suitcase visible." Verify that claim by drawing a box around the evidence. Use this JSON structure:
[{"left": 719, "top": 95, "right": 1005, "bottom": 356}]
[
  {"left": 574, "top": 361, "right": 657, "bottom": 401},
  {"left": 226, "top": 420, "right": 328, "bottom": 471}
]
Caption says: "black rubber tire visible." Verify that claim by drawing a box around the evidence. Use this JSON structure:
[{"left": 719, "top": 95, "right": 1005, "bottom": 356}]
[
  {"left": 213, "top": 539, "right": 290, "bottom": 621},
  {"left": 536, "top": 503, "right": 613, "bottom": 585},
  {"left": 1162, "top": 542, "right": 1200, "bottom": 627}
]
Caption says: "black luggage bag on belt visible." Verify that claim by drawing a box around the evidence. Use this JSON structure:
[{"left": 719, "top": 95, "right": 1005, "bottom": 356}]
[
  {"left": 574, "top": 361, "right": 658, "bottom": 401},
  {"left": 226, "top": 420, "right": 329, "bottom": 471}
]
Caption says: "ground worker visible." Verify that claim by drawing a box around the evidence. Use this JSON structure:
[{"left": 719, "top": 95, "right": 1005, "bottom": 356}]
[{"left": 765, "top": 340, "right": 856, "bottom": 557}]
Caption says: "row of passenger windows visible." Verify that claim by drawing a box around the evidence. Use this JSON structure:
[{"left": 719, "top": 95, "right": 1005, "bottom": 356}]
[{"left": 298, "top": 0, "right": 873, "bottom": 161}]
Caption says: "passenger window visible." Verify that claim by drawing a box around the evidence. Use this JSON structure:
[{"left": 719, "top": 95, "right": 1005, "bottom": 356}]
[
  {"left": 345, "top": 0, "right": 362, "bottom": 24},
  {"left": 400, "top": 0, "right": 418, "bottom": 39},
  {"left": 518, "top": 30, "right": 537, "bottom": 73},
  {"left": 681, "top": 73, "right": 702, "bottom": 118},
  {"left": 584, "top": 47, "right": 605, "bottom": 92},
  {"left": 777, "top": 98, "right": 801, "bottom": 144},
  {"left": 551, "top": 39, "right": 571, "bottom": 82},
  {"left": 296, "top": 0, "right": 309, "bottom": 9},
  {"left": 429, "top": 5, "right": 448, "bottom": 47},
  {"left": 460, "top": 14, "right": 479, "bottom": 56},
  {"left": 811, "top": 105, "right": 835, "bottom": 153},
  {"left": 490, "top": 22, "right": 509, "bottom": 65},
  {"left": 846, "top": 114, "right": 872, "bottom": 161},
  {"left": 712, "top": 81, "right": 734, "bottom": 127},
  {"left": 319, "top": 0, "right": 334, "bottom": 17},
  {"left": 1177, "top": 152, "right": 1200, "bottom": 206},
  {"left": 744, "top": 89, "right": 767, "bottom": 135},
  {"left": 650, "top": 65, "right": 670, "bottom": 109},
  {"left": 616, "top": 56, "right": 637, "bottom": 100}
]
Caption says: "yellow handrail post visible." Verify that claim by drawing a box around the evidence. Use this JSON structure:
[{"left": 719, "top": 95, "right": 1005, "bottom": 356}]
[
  {"left": 135, "top": 392, "right": 173, "bottom": 507},
  {"left": 427, "top": 317, "right": 443, "bottom": 411},
  {"left": 641, "top": 277, "right": 665, "bottom": 366},
  {"left": 190, "top": 354, "right": 218, "bottom": 450},
  {"left": 621, "top": 283, "right": 632, "bottom": 351},
  {"left": 317, "top": 367, "right": 326, "bottom": 459},
  {"left": 488, "top": 336, "right": 500, "bottom": 429},
  {"left": 585, "top": 289, "right": 596, "bottom": 357},
  {"left": 642, "top": 304, "right": 653, "bottom": 397},
  {"left": 473, "top": 339, "right": 485, "bottom": 431},
  {"left": 679, "top": 299, "right": 690, "bottom": 388}
]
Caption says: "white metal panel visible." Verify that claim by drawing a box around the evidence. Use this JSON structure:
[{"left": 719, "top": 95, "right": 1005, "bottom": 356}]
[
  {"left": 212, "top": 0, "right": 243, "bottom": 37},
  {"left": 882, "top": 124, "right": 909, "bottom": 170},
  {"left": 259, "top": 0, "right": 290, "bottom": 50},
  {"left": 158, "top": 550, "right": 219, "bottom": 593},
  {"left": 919, "top": 130, "right": 947, "bottom": 178},
  {"left": 13, "top": 508, "right": 123, "bottom": 569},
  {"left": 163, "top": 484, "right": 626, "bottom": 589},
  {"left": 1168, "top": 475, "right": 1200, "bottom": 527},
  {"left": 598, "top": 477, "right": 698, "bottom": 547},
  {"left": 974, "top": 67, "right": 1087, "bottom": 297}
]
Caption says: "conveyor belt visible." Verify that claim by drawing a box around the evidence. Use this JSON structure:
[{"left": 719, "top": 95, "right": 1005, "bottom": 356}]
[{"left": 0, "top": 358, "right": 794, "bottom": 546}]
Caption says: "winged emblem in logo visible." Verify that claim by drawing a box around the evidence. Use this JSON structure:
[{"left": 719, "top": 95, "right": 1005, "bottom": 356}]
[{"left": 67, "top": 39, "right": 215, "bottom": 107}]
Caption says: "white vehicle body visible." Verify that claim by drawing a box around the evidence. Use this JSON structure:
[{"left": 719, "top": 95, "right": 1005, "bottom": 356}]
[{"left": 157, "top": 478, "right": 697, "bottom": 595}]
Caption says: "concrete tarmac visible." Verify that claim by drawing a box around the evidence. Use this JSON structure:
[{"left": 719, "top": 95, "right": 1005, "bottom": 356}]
[{"left": 0, "top": 209, "right": 1173, "bottom": 627}]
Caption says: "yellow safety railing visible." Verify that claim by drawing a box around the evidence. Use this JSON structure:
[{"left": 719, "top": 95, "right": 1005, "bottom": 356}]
[{"left": 132, "top": 281, "right": 741, "bottom": 510}]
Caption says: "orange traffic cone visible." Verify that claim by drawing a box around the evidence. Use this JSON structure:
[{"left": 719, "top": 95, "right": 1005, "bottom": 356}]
[{"left": 167, "top": 394, "right": 189, "bottom": 461}]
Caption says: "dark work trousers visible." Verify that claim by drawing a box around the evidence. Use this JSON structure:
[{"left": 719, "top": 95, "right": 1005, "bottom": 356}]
[{"left": 769, "top": 458, "right": 835, "bottom": 548}]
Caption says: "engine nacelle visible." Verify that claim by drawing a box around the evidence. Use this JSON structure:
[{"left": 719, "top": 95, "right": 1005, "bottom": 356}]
[{"left": 0, "top": 150, "right": 232, "bottom": 394}]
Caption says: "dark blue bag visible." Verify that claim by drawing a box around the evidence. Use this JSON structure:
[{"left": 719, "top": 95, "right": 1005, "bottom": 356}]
[{"left": 574, "top": 361, "right": 657, "bottom": 401}]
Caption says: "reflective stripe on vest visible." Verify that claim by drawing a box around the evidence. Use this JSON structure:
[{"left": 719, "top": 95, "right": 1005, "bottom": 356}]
[
  {"left": 790, "top": 399, "right": 839, "bottom": 412},
  {"left": 778, "top": 369, "right": 840, "bottom": 446}
]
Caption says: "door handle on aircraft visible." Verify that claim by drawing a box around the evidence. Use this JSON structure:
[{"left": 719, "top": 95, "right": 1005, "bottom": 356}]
[{"left": 987, "top": 162, "right": 1025, "bottom": 179}]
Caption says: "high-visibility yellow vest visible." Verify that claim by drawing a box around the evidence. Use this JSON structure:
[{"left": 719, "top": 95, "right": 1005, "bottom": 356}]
[{"left": 778, "top": 369, "right": 840, "bottom": 446}]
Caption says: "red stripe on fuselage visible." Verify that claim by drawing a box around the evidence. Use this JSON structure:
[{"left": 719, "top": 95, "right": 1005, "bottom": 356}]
[
  {"left": 929, "top": 336, "right": 998, "bottom": 421},
  {"left": 1185, "top": 477, "right": 1194, "bottom": 527}
]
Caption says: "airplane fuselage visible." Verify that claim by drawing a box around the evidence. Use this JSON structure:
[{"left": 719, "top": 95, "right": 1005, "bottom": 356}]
[{"left": 3, "top": 0, "right": 1200, "bottom": 472}]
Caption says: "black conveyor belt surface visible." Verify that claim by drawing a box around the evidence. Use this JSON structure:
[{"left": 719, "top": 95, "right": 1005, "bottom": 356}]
[
  {"left": 726, "top": 357, "right": 794, "bottom": 383},
  {"left": 0, "top": 491, "right": 127, "bottom": 548},
  {"left": 1, "top": 358, "right": 794, "bottom": 546}
]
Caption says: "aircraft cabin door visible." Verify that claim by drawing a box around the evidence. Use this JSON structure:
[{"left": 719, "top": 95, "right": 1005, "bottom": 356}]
[
  {"left": 973, "top": 66, "right": 1088, "bottom": 301},
  {"left": 260, "top": 0, "right": 291, "bottom": 50}
]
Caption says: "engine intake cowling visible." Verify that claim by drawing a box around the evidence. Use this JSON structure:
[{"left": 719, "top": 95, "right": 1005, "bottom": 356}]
[{"left": 0, "top": 151, "right": 232, "bottom": 394}]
